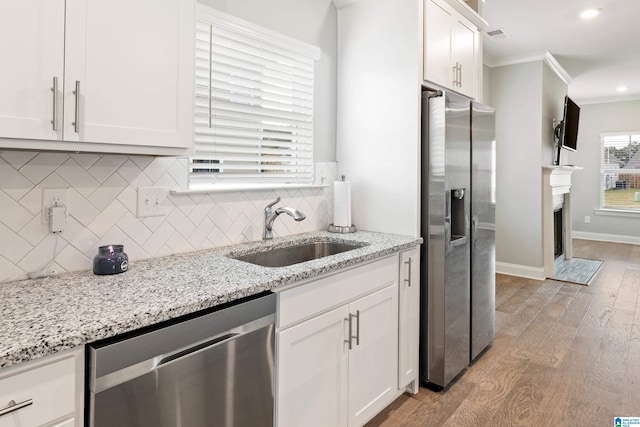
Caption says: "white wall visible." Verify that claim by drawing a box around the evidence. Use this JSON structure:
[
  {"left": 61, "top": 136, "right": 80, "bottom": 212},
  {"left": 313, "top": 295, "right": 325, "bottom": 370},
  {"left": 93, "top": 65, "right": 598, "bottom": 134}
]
[
  {"left": 335, "top": 0, "right": 421, "bottom": 236},
  {"left": 568, "top": 100, "right": 640, "bottom": 243},
  {"left": 490, "top": 61, "right": 544, "bottom": 273},
  {"left": 482, "top": 64, "right": 492, "bottom": 107},
  {"left": 489, "top": 60, "right": 568, "bottom": 278},
  {"left": 200, "top": 0, "right": 337, "bottom": 161},
  {"left": 542, "top": 64, "right": 567, "bottom": 166}
]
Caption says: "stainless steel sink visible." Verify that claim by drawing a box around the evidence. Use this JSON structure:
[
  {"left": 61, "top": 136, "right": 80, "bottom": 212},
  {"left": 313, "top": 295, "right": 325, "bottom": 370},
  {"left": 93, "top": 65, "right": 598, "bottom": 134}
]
[{"left": 232, "top": 240, "right": 364, "bottom": 267}]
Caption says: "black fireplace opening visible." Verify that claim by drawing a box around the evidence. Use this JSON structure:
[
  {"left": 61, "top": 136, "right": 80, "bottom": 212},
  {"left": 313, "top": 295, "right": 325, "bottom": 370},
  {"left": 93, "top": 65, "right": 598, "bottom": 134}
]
[{"left": 553, "top": 208, "right": 563, "bottom": 259}]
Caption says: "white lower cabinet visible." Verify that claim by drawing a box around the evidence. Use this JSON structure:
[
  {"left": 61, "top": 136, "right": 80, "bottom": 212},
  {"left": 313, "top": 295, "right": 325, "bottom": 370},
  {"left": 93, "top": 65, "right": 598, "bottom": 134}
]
[
  {"left": 347, "top": 285, "right": 398, "bottom": 426},
  {"left": 278, "top": 305, "right": 350, "bottom": 427},
  {"left": 51, "top": 420, "right": 75, "bottom": 427},
  {"left": 0, "top": 348, "right": 83, "bottom": 427},
  {"left": 398, "top": 248, "right": 420, "bottom": 392},
  {"left": 276, "top": 254, "right": 403, "bottom": 427}
]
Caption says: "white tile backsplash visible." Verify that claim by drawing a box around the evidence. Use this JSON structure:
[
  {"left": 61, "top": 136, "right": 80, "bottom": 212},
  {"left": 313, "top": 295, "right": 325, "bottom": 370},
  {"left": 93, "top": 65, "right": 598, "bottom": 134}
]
[{"left": 0, "top": 151, "right": 337, "bottom": 284}]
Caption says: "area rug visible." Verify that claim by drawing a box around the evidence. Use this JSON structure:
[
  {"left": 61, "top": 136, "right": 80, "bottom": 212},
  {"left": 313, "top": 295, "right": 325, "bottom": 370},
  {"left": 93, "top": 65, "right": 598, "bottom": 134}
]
[{"left": 552, "top": 257, "right": 604, "bottom": 285}]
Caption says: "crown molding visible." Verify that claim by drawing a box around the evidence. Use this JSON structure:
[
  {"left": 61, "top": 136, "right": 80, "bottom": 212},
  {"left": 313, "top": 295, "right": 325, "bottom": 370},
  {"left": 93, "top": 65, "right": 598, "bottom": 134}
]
[
  {"left": 483, "top": 51, "right": 573, "bottom": 85},
  {"left": 543, "top": 52, "right": 573, "bottom": 85},
  {"left": 577, "top": 94, "right": 640, "bottom": 105}
]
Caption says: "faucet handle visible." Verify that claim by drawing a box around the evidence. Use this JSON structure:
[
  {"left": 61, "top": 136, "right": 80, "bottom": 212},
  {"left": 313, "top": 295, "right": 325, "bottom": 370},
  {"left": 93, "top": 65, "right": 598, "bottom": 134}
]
[{"left": 265, "top": 196, "right": 281, "bottom": 212}]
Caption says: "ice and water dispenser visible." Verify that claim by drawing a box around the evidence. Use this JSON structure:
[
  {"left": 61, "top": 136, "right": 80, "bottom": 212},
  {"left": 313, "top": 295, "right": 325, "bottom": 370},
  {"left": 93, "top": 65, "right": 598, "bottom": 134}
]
[{"left": 449, "top": 188, "right": 467, "bottom": 244}]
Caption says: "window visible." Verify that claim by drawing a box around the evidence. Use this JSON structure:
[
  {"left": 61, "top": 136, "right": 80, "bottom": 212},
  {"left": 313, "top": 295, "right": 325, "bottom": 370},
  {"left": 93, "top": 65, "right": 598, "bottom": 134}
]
[
  {"left": 601, "top": 133, "right": 640, "bottom": 210},
  {"left": 191, "top": 7, "right": 320, "bottom": 188}
]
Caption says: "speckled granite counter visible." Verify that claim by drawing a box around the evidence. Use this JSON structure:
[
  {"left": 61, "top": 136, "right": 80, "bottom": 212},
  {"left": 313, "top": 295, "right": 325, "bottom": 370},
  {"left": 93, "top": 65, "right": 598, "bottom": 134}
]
[{"left": 0, "top": 231, "right": 421, "bottom": 370}]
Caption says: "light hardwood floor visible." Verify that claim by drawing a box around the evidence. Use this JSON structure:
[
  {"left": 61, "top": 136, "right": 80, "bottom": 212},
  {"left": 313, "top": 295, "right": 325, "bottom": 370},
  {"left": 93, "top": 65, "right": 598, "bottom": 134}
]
[{"left": 366, "top": 239, "right": 640, "bottom": 426}]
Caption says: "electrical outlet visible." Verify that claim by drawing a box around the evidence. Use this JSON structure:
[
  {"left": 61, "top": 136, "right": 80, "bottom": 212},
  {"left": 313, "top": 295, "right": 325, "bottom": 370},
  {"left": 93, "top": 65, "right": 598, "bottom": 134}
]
[
  {"left": 585, "top": 216, "right": 591, "bottom": 224},
  {"left": 137, "top": 187, "right": 167, "bottom": 218},
  {"left": 42, "top": 188, "right": 70, "bottom": 224}
]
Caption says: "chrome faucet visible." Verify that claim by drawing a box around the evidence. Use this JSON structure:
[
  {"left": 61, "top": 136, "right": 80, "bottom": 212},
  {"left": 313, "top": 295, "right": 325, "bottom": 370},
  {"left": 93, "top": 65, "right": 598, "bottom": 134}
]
[{"left": 263, "top": 197, "right": 306, "bottom": 240}]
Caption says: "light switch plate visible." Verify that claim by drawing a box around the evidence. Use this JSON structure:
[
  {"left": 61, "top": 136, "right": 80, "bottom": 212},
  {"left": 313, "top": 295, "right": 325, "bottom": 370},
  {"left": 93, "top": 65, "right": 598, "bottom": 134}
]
[
  {"left": 137, "top": 187, "right": 167, "bottom": 218},
  {"left": 42, "top": 188, "right": 70, "bottom": 224}
]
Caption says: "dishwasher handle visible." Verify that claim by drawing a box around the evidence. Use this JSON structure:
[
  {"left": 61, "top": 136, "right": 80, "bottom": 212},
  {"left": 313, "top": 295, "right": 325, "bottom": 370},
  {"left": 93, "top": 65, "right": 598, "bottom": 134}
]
[{"left": 155, "top": 333, "right": 239, "bottom": 367}]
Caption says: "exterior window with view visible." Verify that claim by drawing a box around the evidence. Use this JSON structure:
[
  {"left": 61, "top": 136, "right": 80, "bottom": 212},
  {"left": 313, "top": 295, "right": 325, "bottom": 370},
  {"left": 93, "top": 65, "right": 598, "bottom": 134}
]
[{"left": 601, "top": 133, "right": 640, "bottom": 210}]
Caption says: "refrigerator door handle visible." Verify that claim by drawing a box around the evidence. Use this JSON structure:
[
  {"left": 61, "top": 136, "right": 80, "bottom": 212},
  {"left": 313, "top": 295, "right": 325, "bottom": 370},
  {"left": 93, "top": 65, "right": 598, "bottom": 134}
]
[{"left": 472, "top": 215, "right": 479, "bottom": 247}]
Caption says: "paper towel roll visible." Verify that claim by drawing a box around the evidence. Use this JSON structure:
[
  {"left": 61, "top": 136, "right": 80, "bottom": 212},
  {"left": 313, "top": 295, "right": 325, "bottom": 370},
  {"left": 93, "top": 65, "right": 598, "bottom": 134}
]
[{"left": 333, "top": 181, "right": 352, "bottom": 227}]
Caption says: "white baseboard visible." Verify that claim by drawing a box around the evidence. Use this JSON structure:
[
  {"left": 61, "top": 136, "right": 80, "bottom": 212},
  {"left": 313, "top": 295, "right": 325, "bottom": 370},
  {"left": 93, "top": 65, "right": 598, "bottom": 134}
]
[
  {"left": 495, "top": 261, "right": 546, "bottom": 281},
  {"left": 572, "top": 231, "right": 640, "bottom": 245}
]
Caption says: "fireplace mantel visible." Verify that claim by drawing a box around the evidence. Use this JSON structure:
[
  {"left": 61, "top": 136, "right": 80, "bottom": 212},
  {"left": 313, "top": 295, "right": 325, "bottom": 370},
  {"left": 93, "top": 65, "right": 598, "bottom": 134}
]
[{"left": 542, "top": 165, "right": 583, "bottom": 278}]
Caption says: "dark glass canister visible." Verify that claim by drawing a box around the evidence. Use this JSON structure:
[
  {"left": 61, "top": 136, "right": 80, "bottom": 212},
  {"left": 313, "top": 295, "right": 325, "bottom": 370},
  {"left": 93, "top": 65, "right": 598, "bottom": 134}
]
[{"left": 93, "top": 245, "right": 129, "bottom": 275}]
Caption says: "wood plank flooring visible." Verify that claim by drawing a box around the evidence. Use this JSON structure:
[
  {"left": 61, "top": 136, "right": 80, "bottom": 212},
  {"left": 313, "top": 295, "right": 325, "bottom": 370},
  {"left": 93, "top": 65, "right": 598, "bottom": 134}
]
[{"left": 366, "top": 239, "right": 640, "bottom": 426}]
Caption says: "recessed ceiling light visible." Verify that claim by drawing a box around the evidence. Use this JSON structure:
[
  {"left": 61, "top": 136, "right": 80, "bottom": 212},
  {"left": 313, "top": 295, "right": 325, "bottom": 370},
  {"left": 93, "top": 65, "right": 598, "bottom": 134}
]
[
  {"left": 617, "top": 86, "right": 628, "bottom": 93},
  {"left": 580, "top": 8, "right": 601, "bottom": 19}
]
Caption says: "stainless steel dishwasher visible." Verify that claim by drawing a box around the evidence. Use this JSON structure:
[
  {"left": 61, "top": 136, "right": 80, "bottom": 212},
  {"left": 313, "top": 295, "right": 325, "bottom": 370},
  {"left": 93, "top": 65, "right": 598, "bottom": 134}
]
[{"left": 87, "top": 292, "right": 276, "bottom": 427}]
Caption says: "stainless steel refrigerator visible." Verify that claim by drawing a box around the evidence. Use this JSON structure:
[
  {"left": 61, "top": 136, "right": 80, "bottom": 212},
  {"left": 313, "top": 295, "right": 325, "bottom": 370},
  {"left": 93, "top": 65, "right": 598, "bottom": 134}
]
[{"left": 420, "top": 90, "right": 495, "bottom": 390}]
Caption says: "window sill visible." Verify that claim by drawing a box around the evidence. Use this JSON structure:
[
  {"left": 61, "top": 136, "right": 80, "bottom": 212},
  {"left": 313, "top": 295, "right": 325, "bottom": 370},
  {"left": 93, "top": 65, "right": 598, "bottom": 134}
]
[
  {"left": 171, "top": 183, "right": 329, "bottom": 195},
  {"left": 594, "top": 208, "right": 640, "bottom": 218}
]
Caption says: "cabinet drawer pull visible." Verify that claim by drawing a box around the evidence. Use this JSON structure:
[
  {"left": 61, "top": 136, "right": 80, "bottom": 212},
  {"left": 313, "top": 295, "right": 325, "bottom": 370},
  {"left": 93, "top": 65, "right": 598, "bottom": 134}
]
[
  {"left": 404, "top": 258, "right": 412, "bottom": 287},
  {"left": 452, "top": 63, "right": 458, "bottom": 85},
  {"left": 51, "top": 77, "right": 58, "bottom": 131},
  {"left": 72, "top": 80, "right": 80, "bottom": 133},
  {"left": 0, "top": 399, "right": 33, "bottom": 417},
  {"left": 458, "top": 64, "right": 462, "bottom": 87}
]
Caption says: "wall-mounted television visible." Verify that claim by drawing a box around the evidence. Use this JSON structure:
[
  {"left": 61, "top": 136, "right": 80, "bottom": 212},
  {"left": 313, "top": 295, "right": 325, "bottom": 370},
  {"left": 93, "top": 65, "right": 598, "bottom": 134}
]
[{"left": 555, "top": 95, "right": 580, "bottom": 165}]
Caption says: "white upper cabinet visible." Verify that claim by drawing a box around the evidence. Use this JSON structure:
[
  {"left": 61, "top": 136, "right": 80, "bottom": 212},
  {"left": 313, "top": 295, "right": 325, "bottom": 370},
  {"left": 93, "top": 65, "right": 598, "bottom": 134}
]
[
  {"left": 0, "top": 0, "right": 65, "bottom": 141},
  {"left": 451, "top": 13, "right": 479, "bottom": 98},
  {"left": 0, "top": 0, "right": 194, "bottom": 154},
  {"left": 63, "top": 0, "right": 194, "bottom": 148},
  {"left": 424, "top": 0, "right": 480, "bottom": 99},
  {"left": 424, "top": 0, "right": 454, "bottom": 91}
]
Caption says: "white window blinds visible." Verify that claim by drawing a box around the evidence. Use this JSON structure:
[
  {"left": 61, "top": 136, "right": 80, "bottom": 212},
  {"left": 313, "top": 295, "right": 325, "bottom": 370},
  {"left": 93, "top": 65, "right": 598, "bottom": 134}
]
[
  {"left": 601, "top": 133, "right": 640, "bottom": 210},
  {"left": 192, "top": 8, "right": 321, "bottom": 186}
]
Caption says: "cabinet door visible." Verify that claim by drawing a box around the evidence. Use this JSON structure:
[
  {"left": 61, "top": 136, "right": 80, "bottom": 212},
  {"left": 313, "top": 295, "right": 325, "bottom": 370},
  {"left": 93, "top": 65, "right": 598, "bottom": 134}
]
[
  {"left": 51, "top": 418, "right": 75, "bottom": 427},
  {"left": 64, "top": 0, "right": 194, "bottom": 148},
  {"left": 0, "top": 0, "right": 64, "bottom": 141},
  {"left": 398, "top": 248, "right": 420, "bottom": 392},
  {"left": 423, "top": 0, "right": 454, "bottom": 89},
  {"left": 451, "top": 17, "right": 479, "bottom": 99},
  {"left": 348, "top": 284, "right": 398, "bottom": 427},
  {"left": 0, "top": 356, "right": 75, "bottom": 427},
  {"left": 277, "top": 305, "right": 350, "bottom": 427}
]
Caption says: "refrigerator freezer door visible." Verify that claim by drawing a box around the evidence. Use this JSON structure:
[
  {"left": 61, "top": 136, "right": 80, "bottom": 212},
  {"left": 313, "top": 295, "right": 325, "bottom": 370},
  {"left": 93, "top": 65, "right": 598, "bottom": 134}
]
[
  {"left": 421, "top": 90, "right": 471, "bottom": 389},
  {"left": 470, "top": 102, "right": 496, "bottom": 361}
]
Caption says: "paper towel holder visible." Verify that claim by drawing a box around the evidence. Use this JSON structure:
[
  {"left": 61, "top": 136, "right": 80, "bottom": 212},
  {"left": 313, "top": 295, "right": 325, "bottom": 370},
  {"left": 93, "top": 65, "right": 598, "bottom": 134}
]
[
  {"left": 328, "top": 223, "right": 357, "bottom": 233},
  {"left": 329, "top": 175, "right": 356, "bottom": 233}
]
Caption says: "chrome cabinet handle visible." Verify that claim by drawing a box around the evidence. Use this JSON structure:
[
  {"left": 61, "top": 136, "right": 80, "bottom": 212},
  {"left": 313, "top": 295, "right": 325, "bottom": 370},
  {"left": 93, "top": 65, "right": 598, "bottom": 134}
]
[
  {"left": 345, "top": 311, "right": 360, "bottom": 349},
  {"left": 345, "top": 314, "right": 353, "bottom": 350},
  {"left": 354, "top": 310, "right": 360, "bottom": 346},
  {"left": 0, "top": 399, "right": 33, "bottom": 417},
  {"left": 404, "top": 258, "right": 412, "bottom": 287},
  {"left": 452, "top": 63, "right": 462, "bottom": 88},
  {"left": 51, "top": 77, "right": 58, "bottom": 131},
  {"left": 72, "top": 80, "right": 80, "bottom": 133}
]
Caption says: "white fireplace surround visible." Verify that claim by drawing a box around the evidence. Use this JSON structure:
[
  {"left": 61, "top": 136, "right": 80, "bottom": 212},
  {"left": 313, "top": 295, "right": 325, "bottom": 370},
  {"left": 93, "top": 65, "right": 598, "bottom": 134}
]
[{"left": 542, "top": 165, "right": 583, "bottom": 278}]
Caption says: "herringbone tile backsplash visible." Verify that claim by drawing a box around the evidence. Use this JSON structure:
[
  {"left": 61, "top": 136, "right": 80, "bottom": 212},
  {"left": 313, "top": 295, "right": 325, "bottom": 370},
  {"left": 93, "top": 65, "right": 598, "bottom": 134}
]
[{"left": 0, "top": 151, "right": 337, "bottom": 284}]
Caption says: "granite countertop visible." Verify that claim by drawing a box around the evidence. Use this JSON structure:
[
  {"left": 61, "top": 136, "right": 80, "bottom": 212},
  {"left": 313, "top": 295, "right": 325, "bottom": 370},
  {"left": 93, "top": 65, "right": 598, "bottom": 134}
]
[{"left": 0, "top": 230, "right": 421, "bottom": 370}]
